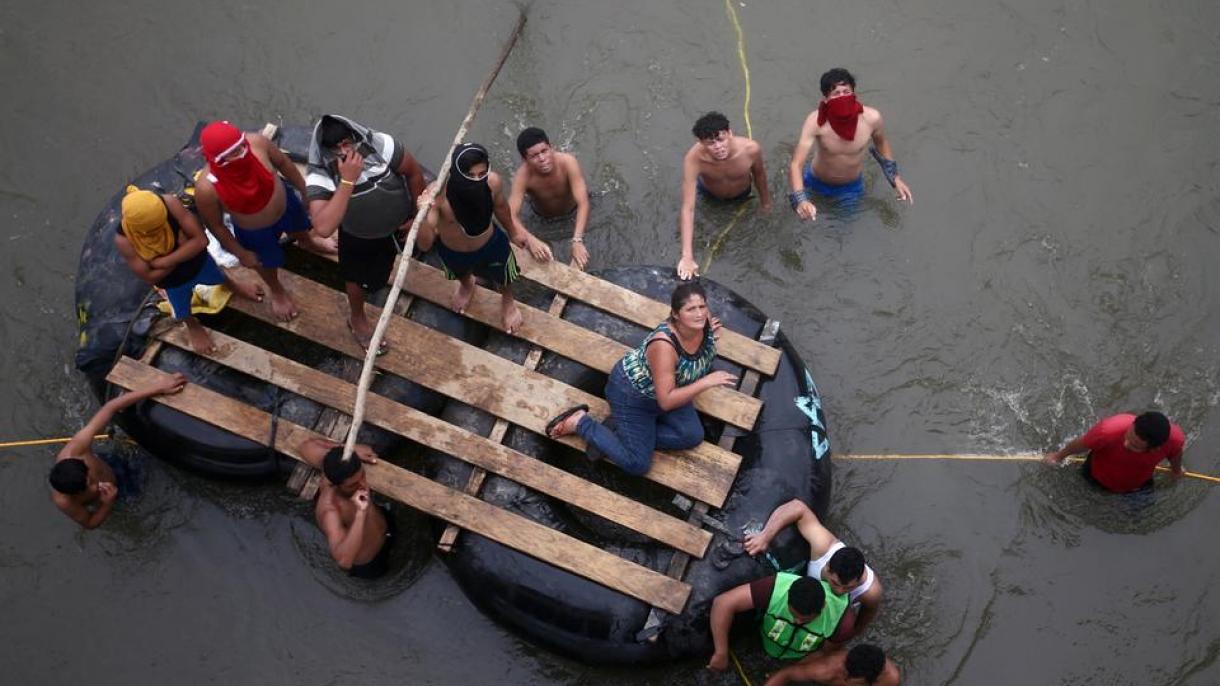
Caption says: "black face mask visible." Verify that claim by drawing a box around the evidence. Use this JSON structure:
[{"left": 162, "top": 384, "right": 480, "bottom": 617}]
[{"left": 446, "top": 143, "right": 494, "bottom": 237}]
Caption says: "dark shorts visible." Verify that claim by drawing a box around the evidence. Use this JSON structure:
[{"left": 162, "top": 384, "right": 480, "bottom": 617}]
[
  {"left": 163, "top": 253, "right": 225, "bottom": 320},
  {"left": 348, "top": 504, "right": 397, "bottom": 580},
  {"left": 696, "top": 177, "right": 752, "bottom": 203},
  {"left": 232, "top": 181, "right": 312, "bottom": 269},
  {"left": 339, "top": 230, "right": 399, "bottom": 291},
  {"left": 98, "top": 450, "right": 143, "bottom": 501},
  {"left": 436, "top": 224, "right": 520, "bottom": 288},
  {"left": 803, "top": 166, "right": 865, "bottom": 204}
]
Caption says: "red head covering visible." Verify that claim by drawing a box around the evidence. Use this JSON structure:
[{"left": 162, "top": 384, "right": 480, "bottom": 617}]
[
  {"left": 817, "top": 94, "right": 864, "bottom": 142},
  {"left": 200, "top": 121, "right": 275, "bottom": 214}
]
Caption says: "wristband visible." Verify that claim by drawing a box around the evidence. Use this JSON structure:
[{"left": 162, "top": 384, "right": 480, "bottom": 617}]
[
  {"left": 571, "top": 236, "right": 584, "bottom": 243},
  {"left": 340, "top": 179, "right": 355, "bottom": 187},
  {"left": 788, "top": 190, "right": 810, "bottom": 211},
  {"left": 869, "top": 146, "right": 900, "bottom": 187}
]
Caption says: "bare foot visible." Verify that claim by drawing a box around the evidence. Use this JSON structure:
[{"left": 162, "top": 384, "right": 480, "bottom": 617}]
[
  {"left": 554, "top": 409, "right": 586, "bottom": 437},
  {"left": 226, "top": 277, "right": 264, "bottom": 303},
  {"left": 451, "top": 278, "right": 475, "bottom": 314},
  {"left": 348, "top": 317, "right": 387, "bottom": 355},
  {"left": 183, "top": 318, "right": 216, "bottom": 354},
  {"left": 269, "top": 286, "right": 299, "bottom": 322},
  {"left": 297, "top": 232, "right": 339, "bottom": 256},
  {"left": 501, "top": 297, "right": 523, "bottom": 334}
]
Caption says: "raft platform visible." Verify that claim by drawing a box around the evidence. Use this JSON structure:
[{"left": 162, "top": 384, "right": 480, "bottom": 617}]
[{"left": 107, "top": 240, "right": 781, "bottom": 617}]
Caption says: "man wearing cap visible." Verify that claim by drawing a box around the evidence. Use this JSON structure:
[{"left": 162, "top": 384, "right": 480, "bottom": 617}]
[
  {"left": 1043, "top": 411, "right": 1186, "bottom": 492},
  {"left": 417, "top": 143, "right": 552, "bottom": 334},
  {"left": 194, "top": 121, "right": 336, "bottom": 322},
  {"left": 300, "top": 437, "right": 395, "bottom": 579},
  {"left": 113, "top": 187, "right": 263, "bottom": 353}
]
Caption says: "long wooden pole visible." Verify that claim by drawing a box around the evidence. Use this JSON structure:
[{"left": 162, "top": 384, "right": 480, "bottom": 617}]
[
  {"left": 836, "top": 453, "right": 1219, "bottom": 484},
  {"left": 342, "top": 14, "right": 527, "bottom": 463}
]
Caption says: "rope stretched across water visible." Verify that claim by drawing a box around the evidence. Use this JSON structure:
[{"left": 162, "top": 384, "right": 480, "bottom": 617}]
[
  {"left": 836, "top": 452, "right": 1220, "bottom": 485},
  {"left": 341, "top": 13, "right": 528, "bottom": 463}
]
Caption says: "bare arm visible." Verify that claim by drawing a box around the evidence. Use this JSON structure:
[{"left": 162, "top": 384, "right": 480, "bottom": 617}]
[
  {"left": 566, "top": 156, "right": 592, "bottom": 269},
  {"left": 54, "top": 490, "right": 115, "bottom": 530},
  {"left": 676, "top": 149, "right": 700, "bottom": 279},
  {"left": 257, "top": 134, "right": 307, "bottom": 198},
  {"left": 762, "top": 650, "right": 840, "bottom": 686},
  {"left": 415, "top": 185, "right": 440, "bottom": 252},
  {"left": 194, "top": 181, "right": 258, "bottom": 267},
  {"left": 396, "top": 150, "right": 428, "bottom": 200},
  {"left": 317, "top": 499, "right": 368, "bottom": 569},
  {"left": 744, "top": 498, "right": 836, "bottom": 556},
  {"left": 749, "top": 142, "right": 773, "bottom": 210},
  {"left": 307, "top": 151, "right": 364, "bottom": 238},
  {"left": 298, "top": 437, "right": 379, "bottom": 469},
  {"left": 869, "top": 114, "right": 913, "bottom": 202},
  {"left": 788, "top": 114, "right": 819, "bottom": 221},
  {"left": 115, "top": 234, "right": 174, "bottom": 285},
  {"left": 853, "top": 577, "right": 884, "bottom": 634},
  {"left": 492, "top": 173, "right": 552, "bottom": 261},
  {"left": 707, "top": 582, "right": 756, "bottom": 671},
  {"left": 148, "top": 197, "right": 207, "bottom": 269},
  {"left": 1043, "top": 435, "right": 1089, "bottom": 465},
  {"left": 646, "top": 339, "right": 735, "bottom": 412},
  {"left": 58, "top": 374, "right": 187, "bottom": 461},
  {"left": 506, "top": 164, "right": 532, "bottom": 242}
]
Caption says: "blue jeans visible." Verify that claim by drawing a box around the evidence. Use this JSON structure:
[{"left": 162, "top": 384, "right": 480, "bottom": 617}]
[{"left": 576, "top": 363, "right": 705, "bottom": 475}]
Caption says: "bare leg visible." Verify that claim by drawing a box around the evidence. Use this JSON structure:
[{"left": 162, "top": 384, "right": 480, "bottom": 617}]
[
  {"left": 223, "top": 273, "right": 264, "bottom": 302},
  {"left": 255, "top": 266, "right": 298, "bottom": 321},
  {"left": 293, "top": 230, "right": 338, "bottom": 256},
  {"left": 451, "top": 274, "right": 476, "bottom": 314},
  {"left": 182, "top": 316, "right": 216, "bottom": 353},
  {"left": 345, "top": 282, "right": 386, "bottom": 353},
  {"left": 499, "top": 283, "right": 523, "bottom": 334}
]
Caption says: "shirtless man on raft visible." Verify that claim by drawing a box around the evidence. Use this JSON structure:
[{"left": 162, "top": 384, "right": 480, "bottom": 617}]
[
  {"left": 300, "top": 438, "right": 396, "bottom": 579},
  {"left": 48, "top": 374, "right": 186, "bottom": 529},
  {"left": 789, "top": 68, "right": 913, "bottom": 221},
  {"left": 195, "top": 121, "right": 337, "bottom": 322},
  {"left": 677, "top": 111, "right": 772, "bottom": 280},
  {"left": 745, "top": 498, "right": 884, "bottom": 639},
  {"left": 417, "top": 143, "right": 552, "bottom": 334},
  {"left": 508, "top": 127, "right": 592, "bottom": 269}
]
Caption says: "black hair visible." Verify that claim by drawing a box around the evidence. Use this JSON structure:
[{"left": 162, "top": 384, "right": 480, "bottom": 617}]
[
  {"left": 1133, "top": 411, "right": 1171, "bottom": 448},
  {"left": 828, "top": 546, "right": 867, "bottom": 584},
  {"left": 322, "top": 447, "right": 363, "bottom": 485},
  {"left": 319, "top": 117, "right": 357, "bottom": 149},
  {"left": 669, "top": 282, "right": 708, "bottom": 315},
  {"left": 692, "top": 112, "right": 731, "bottom": 140},
  {"left": 819, "top": 68, "right": 857, "bottom": 96},
  {"left": 846, "top": 644, "right": 886, "bottom": 683},
  {"left": 49, "top": 458, "right": 89, "bottom": 495},
  {"left": 516, "top": 127, "right": 550, "bottom": 157},
  {"left": 787, "top": 576, "right": 826, "bottom": 617}
]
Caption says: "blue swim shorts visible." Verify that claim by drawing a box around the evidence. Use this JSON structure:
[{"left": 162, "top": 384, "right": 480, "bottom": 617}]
[
  {"left": 436, "top": 224, "right": 521, "bottom": 288},
  {"left": 163, "top": 253, "right": 225, "bottom": 320},
  {"left": 232, "top": 181, "right": 312, "bottom": 269},
  {"left": 803, "top": 166, "right": 865, "bottom": 204}
]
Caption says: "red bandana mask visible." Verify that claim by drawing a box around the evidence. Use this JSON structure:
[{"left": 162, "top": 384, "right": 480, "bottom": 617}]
[
  {"left": 817, "top": 94, "right": 864, "bottom": 141},
  {"left": 200, "top": 121, "right": 275, "bottom": 214}
]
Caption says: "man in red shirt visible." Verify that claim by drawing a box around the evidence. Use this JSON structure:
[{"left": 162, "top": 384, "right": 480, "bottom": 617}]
[{"left": 1043, "top": 412, "right": 1185, "bottom": 492}]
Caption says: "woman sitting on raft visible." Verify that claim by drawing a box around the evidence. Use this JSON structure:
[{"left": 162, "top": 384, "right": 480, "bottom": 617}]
[{"left": 547, "top": 282, "right": 737, "bottom": 475}]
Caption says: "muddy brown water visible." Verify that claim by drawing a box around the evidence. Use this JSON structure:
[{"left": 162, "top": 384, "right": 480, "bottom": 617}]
[{"left": 1, "top": 1, "right": 1218, "bottom": 684}]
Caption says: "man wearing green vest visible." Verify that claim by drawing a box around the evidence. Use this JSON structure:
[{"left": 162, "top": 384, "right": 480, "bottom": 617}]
[{"left": 707, "top": 571, "right": 849, "bottom": 672}]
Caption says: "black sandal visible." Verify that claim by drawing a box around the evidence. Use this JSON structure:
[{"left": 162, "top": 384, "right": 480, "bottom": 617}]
[{"left": 545, "top": 404, "right": 589, "bottom": 438}]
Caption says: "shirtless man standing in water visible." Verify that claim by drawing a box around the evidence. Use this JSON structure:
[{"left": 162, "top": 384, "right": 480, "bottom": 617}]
[
  {"left": 508, "top": 127, "right": 592, "bottom": 269},
  {"left": 677, "top": 112, "right": 772, "bottom": 280},
  {"left": 300, "top": 438, "right": 394, "bottom": 579},
  {"left": 789, "top": 68, "right": 913, "bottom": 220},
  {"left": 417, "top": 143, "right": 552, "bottom": 334}
]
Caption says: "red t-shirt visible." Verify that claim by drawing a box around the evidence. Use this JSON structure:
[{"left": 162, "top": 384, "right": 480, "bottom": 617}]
[{"left": 1082, "top": 414, "right": 1184, "bottom": 492}]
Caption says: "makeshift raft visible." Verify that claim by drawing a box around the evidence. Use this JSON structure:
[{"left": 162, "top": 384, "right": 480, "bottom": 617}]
[{"left": 75, "top": 123, "right": 832, "bottom": 664}]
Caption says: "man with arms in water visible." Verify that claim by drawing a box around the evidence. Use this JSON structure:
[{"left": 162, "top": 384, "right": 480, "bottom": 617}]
[
  {"left": 677, "top": 112, "right": 772, "bottom": 279},
  {"left": 789, "top": 68, "right": 913, "bottom": 221},
  {"left": 195, "top": 121, "right": 337, "bottom": 322},
  {"left": 300, "top": 438, "right": 395, "bottom": 579},
  {"left": 745, "top": 498, "right": 884, "bottom": 640},
  {"left": 417, "top": 143, "right": 552, "bottom": 334},
  {"left": 1043, "top": 410, "right": 1185, "bottom": 492},
  {"left": 49, "top": 373, "right": 186, "bottom": 529},
  {"left": 508, "top": 127, "right": 593, "bottom": 269},
  {"left": 764, "top": 644, "right": 902, "bottom": 686}
]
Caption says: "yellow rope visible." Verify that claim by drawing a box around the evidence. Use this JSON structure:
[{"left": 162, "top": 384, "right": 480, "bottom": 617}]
[
  {"left": 836, "top": 453, "right": 1220, "bottom": 484},
  {"left": 730, "top": 648, "right": 754, "bottom": 686},
  {"left": 0, "top": 434, "right": 110, "bottom": 450},
  {"left": 703, "top": 0, "right": 755, "bottom": 276}
]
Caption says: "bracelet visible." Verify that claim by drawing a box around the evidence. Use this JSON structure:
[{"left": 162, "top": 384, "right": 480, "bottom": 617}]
[
  {"left": 339, "top": 179, "right": 355, "bottom": 187},
  {"left": 788, "top": 190, "right": 810, "bottom": 211},
  {"left": 869, "top": 146, "right": 900, "bottom": 187},
  {"left": 571, "top": 236, "right": 584, "bottom": 243}
]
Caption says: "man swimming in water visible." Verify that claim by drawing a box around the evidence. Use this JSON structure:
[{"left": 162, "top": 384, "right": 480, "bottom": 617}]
[
  {"left": 763, "top": 644, "right": 902, "bottom": 686},
  {"left": 508, "top": 127, "right": 592, "bottom": 269},
  {"left": 789, "top": 68, "right": 913, "bottom": 221},
  {"left": 744, "top": 498, "right": 884, "bottom": 639},
  {"left": 300, "top": 438, "right": 394, "bottom": 579},
  {"left": 195, "top": 121, "right": 337, "bottom": 322},
  {"left": 48, "top": 374, "right": 187, "bottom": 529},
  {"left": 677, "top": 112, "right": 772, "bottom": 280},
  {"left": 417, "top": 143, "right": 552, "bottom": 334}
]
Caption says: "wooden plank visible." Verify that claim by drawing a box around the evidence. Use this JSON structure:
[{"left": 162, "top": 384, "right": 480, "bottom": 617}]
[
  {"left": 155, "top": 325, "right": 711, "bottom": 558},
  {"left": 402, "top": 260, "right": 762, "bottom": 430},
  {"left": 106, "top": 357, "right": 692, "bottom": 614},
  {"left": 512, "top": 245, "right": 781, "bottom": 377},
  {"left": 437, "top": 289, "right": 571, "bottom": 552},
  {"left": 227, "top": 268, "right": 741, "bottom": 508}
]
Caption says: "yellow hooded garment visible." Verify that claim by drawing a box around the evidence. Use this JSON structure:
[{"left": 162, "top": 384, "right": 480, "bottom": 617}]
[{"left": 120, "top": 186, "right": 174, "bottom": 261}]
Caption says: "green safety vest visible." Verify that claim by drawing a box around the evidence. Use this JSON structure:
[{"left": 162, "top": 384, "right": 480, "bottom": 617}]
[{"left": 759, "top": 573, "right": 849, "bottom": 660}]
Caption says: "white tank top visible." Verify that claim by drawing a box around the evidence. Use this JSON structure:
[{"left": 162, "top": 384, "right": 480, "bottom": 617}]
[{"left": 807, "top": 540, "right": 875, "bottom": 603}]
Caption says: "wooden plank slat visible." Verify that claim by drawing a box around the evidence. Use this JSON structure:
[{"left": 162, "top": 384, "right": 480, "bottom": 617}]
[
  {"left": 228, "top": 268, "right": 741, "bottom": 508},
  {"left": 512, "top": 246, "right": 781, "bottom": 377},
  {"left": 402, "top": 260, "right": 762, "bottom": 430},
  {"left": 106, "top": 357, "right": 692, "bottom": 614},
  {"left": 155, "top": 325, "right": 711, "bottom": 558}
]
